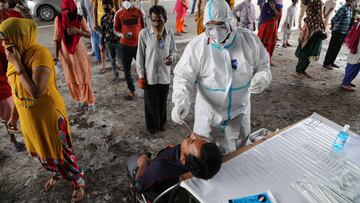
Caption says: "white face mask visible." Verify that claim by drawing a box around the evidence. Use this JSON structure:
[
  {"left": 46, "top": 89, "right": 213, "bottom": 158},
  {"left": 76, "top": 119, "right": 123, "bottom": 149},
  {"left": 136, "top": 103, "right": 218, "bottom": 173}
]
[
  {"left": 205, "top": 24, "right": 230, "bottom": 45},
  {"left": 122, "top": 1, "right": 132, "bottom": 9},
  {"left": 0, "top": 2, "right": 9, "bottom": 10}
]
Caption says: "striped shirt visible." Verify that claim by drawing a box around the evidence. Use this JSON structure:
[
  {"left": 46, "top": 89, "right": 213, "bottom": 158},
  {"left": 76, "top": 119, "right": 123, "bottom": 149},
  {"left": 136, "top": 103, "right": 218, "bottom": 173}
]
[{"left": 331, "top": 5, "right": 353, "bottom": 35}]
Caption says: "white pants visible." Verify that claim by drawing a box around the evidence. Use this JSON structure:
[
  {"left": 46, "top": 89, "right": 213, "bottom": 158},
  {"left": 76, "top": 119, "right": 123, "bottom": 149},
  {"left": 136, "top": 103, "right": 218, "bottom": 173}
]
[
  {"left": 193, "top": 101, "right": 251, "bottom": 153},
  {"left": 283, "top": 29, "right": 291, "bottom": 44}
]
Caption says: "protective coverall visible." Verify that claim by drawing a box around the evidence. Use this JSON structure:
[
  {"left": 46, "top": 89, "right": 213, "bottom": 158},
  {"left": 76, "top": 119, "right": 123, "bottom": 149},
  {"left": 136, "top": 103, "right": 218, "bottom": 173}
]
[{"left": 172, "top": 0, "right": 272, "bottom": 153}]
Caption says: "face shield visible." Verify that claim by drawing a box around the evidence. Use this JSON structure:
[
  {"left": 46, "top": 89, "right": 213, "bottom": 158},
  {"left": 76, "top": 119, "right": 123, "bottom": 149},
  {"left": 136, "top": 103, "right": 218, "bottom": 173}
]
[
  {"left": 205, "top": 23, "right": 231, "bottom": 45},
  {"left": 203, "top": 0, "right": 233, "bottom": 46},
  {"left": 203, "top": 0, "right": 232, "bottom": 26}
]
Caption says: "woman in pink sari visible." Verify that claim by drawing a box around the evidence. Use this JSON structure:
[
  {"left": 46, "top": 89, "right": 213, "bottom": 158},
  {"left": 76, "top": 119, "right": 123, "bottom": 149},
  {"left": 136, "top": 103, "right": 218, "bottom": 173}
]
[{"left": 174, "top": 0, "right": 189, "bottom": 36}]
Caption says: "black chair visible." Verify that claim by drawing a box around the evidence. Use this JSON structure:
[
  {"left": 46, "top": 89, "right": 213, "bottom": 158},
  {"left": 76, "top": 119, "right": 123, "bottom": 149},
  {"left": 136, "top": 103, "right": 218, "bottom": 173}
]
[{"left": 126, "top": 155, "right": 193, "bottom": 203}]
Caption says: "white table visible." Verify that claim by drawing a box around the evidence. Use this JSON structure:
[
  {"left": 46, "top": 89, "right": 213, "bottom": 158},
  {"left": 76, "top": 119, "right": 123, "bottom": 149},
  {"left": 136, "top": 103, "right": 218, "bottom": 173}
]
[{"left": 181, "top": 113, "right": 360, "bottom": 203}]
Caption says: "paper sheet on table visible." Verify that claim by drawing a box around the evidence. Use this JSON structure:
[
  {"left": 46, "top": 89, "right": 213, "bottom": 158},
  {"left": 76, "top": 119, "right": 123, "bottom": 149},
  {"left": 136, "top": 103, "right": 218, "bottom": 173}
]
[{"left": 344, "top": 135, "right": 360, "bottom": 165}]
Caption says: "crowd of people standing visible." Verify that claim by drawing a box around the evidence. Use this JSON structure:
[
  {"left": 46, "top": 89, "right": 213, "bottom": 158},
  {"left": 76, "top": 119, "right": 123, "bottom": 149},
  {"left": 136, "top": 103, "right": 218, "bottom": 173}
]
[{"left": 0, "top": 0, "right": 360, "bottom": 201}]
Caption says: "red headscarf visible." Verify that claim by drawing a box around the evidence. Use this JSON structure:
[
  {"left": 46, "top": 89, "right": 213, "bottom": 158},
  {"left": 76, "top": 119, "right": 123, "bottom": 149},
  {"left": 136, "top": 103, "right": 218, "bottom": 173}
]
[
  {"left": 0, "top": 9, "right": 24, "bottom": 100},
  {"left": 345, "top": 22, "right": 360, "bottom": 55},
  {"left": 61, "top": 0, "right": 81, "bottom": 55}
]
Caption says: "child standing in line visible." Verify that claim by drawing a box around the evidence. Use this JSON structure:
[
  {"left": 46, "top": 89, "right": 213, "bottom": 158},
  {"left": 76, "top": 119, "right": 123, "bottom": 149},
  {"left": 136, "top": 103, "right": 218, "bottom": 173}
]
[
  {"left": 341, "top": 18, "right": 360, "bottom": 91},
  {"left": 282, "top": 0, "right": 298, "bottom": 48}
]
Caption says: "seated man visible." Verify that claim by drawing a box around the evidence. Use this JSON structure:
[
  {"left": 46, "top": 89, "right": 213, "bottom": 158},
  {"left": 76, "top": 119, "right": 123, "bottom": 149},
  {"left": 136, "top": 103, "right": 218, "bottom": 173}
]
[{"left": 133, "top": 133, "right": 223, "bottom": 201}]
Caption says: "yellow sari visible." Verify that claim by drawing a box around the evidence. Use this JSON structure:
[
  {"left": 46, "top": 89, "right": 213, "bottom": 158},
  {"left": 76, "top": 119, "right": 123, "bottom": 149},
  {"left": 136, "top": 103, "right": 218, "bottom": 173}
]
[{"left": 1, "top": 18, "right": 69, "bottom": 163}]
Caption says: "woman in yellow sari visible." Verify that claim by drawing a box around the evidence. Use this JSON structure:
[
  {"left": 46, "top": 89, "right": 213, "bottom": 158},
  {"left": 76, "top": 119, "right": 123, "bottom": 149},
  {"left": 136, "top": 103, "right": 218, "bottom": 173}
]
[{"left": 0, "top": 18, "right": 85, "bottom": 202}]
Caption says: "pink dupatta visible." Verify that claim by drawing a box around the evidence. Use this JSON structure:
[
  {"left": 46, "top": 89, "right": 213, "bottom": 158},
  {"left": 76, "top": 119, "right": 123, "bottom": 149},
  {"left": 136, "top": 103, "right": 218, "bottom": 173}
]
[{"left": 345, "top": 22, "right": 360, "bottom": 54}]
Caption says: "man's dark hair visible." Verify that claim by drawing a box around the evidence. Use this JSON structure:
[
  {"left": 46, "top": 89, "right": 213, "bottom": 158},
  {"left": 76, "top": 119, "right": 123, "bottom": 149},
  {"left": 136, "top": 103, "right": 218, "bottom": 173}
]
[
  {"left": 186, "top": 143, "right": 223, "bottom": 180},
  {"left": 102, "top": 0, "right": 113, "bottom": 7},
  {"left": 149, "top": 5, "right": 167, "bottom": 23}
]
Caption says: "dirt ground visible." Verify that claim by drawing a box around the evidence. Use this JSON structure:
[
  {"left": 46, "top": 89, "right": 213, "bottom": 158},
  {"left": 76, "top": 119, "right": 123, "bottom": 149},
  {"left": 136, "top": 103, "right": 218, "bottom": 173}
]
[{"left": 1, "top": 27, "right": 359, "bottom": 203}]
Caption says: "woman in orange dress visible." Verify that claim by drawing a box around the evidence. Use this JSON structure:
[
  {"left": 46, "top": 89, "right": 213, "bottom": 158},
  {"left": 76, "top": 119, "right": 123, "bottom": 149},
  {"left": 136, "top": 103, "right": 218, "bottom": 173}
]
[
  {"left": 54, "top": 0, "right": 95, "bottom": 111},
  {"left": 174, "top": 0, "right": 189, "bottom": 35}
]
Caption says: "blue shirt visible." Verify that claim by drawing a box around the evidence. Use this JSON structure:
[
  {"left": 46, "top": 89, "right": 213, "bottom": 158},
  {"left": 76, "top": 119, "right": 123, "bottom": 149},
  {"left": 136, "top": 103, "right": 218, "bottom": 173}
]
[
  {"left": 134, "top": 145, "right": 189, "bottom": 201},
  {"left": 331, "top": 5, "right": 353, "bottom": 35}
]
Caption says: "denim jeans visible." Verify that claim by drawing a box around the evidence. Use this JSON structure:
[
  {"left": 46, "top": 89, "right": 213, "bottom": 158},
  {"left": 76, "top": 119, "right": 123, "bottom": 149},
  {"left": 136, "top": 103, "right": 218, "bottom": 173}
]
[
  {"left": 342, "top": 63, "right": 360, "bottom": 85},
  {"left": 91, "top": 30, "right": 101, "bottom": 62},
  {"left": 105, "top": 41, "right": 122, "bottom": 76},
  {"left": 191, "top": 0, "right": 197, "bottom": 14}
]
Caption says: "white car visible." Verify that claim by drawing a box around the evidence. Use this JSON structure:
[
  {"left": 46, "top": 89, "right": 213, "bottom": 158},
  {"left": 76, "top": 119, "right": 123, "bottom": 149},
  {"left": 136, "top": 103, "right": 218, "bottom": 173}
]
[{"left": 26, "top": 0, "right": 61, "bottom": 21}]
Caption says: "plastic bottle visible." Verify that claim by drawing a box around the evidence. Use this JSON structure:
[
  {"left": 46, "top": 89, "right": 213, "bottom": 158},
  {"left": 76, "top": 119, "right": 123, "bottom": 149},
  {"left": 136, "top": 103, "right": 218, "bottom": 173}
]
[{"left": 332, "top": 125, "right": 350, "bottom": 154}]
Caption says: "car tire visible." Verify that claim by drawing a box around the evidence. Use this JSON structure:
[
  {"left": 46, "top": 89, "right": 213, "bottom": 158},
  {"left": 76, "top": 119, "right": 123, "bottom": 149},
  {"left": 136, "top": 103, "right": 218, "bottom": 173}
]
[{"left": 38, "top": 5, "right": 56, "bottom": 21}]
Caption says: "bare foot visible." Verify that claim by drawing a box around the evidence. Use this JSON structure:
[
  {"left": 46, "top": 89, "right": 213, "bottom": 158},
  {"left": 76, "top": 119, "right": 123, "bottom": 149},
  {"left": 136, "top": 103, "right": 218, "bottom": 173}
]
[
  {"left": 291, "top": 72, "right": 305, "bottom": 79},
  {"left": 44, "top": 176, "right": 61, "bottom": 192},
  {"left": 71, "top": 186, "right": 85, "bottom": 202},
  {"left": 301, "top": 72, "right": 312, "bottom": 79}
]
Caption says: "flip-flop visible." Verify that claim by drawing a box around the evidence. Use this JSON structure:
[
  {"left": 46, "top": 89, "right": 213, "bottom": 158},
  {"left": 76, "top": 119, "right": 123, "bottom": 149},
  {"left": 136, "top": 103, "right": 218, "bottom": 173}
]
[{"left": 44, "top": 176, "right": 62, "bottom": 192}]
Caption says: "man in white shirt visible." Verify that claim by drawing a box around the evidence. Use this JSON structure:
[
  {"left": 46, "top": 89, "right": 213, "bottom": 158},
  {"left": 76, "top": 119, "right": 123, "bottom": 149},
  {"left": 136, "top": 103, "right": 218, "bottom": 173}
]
[
  {"left": 282, "top": 0, "right": 298, "bottom": 47},
  {"left": 323, "top": 0, "right": 337, "bottom": 31},
  {"left": 136, "top": 5, "right": 177, "bottom": 134}
]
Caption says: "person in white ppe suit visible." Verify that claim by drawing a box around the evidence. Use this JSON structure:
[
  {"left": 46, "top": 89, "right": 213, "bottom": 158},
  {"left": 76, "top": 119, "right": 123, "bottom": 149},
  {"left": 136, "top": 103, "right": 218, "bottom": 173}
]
[{"left": 171, "top": 0, "right": 271, "bottom": 153}]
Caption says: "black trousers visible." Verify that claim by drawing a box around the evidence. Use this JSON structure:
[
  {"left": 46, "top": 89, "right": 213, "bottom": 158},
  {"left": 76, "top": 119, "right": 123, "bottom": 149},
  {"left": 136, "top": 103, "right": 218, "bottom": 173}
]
[
  {"left": 323, "top": 32, "right": 347, "bottom": 66},
  {"left": 121, "top": 44, "right": 137, "bottom": 92},
  {"left": 144, "top": 84, "right": 169, "bottom": 133}
]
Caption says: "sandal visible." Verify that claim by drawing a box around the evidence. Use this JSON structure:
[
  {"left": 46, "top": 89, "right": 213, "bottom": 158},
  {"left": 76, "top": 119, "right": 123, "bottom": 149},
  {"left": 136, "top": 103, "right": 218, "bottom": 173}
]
[
  {"left": 291, "top": 72, "right": 305, "bottom": 79},
  {"left": 44, "top": 176, "right": 62, "bottom": 192},
  {"left": 341, "top": 85, "right": 355, "bottom": 92},
  {"left": 349, "top": 83, "right": 356, "bottom": 87},
  {"left": 76, "top": 102, "right": 87, "bottom": 112},
  {"left": 71, "top": 179, "right": 85, "bottom": 202},
  {"left": 301, "top": 72, "right": 312, "bottom": 79}
]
